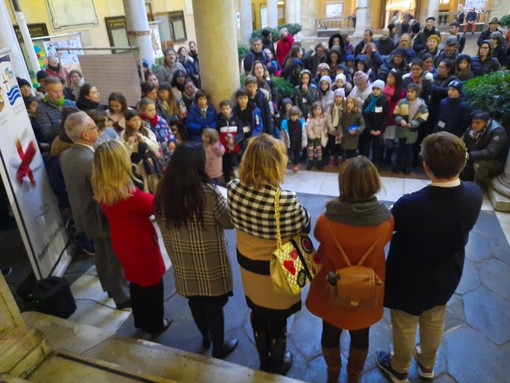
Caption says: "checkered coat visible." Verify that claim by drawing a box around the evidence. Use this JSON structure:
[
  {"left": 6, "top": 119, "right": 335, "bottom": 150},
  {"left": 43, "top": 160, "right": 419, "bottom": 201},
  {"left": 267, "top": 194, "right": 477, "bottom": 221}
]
[
  {"left": 227, "top": 179, "right": 310, "bottom": 316},
  {"left": 157, "top": 184, "right": 234, "bottom": 297}
]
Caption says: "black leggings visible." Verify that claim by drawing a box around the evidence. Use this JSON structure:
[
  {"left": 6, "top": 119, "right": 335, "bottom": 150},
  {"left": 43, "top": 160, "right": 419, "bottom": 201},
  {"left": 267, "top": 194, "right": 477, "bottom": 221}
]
[
  {"left": 250, "top": 311, "right": 287, "bottom": 339},
  {"left": 321, "top": 320, "right": 369, "bottom": 350}
]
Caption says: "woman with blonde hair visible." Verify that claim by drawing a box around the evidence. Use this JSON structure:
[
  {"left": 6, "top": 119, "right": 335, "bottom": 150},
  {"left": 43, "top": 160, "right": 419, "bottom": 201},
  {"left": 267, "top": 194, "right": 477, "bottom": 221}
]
[
  {"left": 92, "top": 139, "right": 170, "bottom": 335},
  {"left": 227, "top": 134, "right": 310, "bottom": 375},
  {"left": 306, "top": 155, "right": 394, "bottom": 383}
]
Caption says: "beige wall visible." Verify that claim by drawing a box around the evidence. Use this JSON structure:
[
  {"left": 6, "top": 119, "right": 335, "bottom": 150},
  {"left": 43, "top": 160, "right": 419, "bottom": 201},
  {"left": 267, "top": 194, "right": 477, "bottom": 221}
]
[{"left": 152, "top": 0, "right": 197, "bottom": 50}]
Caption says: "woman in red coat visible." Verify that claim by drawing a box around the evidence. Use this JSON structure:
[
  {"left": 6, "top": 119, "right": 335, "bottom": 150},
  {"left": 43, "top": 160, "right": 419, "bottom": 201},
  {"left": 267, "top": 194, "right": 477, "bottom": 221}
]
[
  {"left": 276, "top": 28, "right": 295, "bottom": 67},
  {"left": 91, "top": 139, "right": 170, "bottom": 335},
  {"left": 306, "top": 156, "right": 394, "bottom": 383}
]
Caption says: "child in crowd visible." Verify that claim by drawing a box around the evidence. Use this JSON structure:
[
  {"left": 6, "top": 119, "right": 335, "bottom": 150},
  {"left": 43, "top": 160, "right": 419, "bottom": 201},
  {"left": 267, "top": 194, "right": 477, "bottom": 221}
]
[
  {"left": 313, "top": 63, "right": 331, "bottom": 87},
  {"left": 394, "top": 83, "right": 429, "bottom": 174},
  {"left": 361, "top": 79, "right": 389, "bottom": 166},
  {"left": 25, "top": 96, "right": 40, "bottom": 145},
  {"left": 185, "top": 89, "right": 216, "bottom": 142},
  {"left": 245, "top": 75, "right": 272, "bottom": 135},
  {"left": 138, "top": 97, "right": 176, "bottom": 172},
  {"left": 317, "top": 76, "right": 334, "bottom": 114},
  {"left": 281, "top": 106, "right": 307, "bottom": 172},
  {"left": 350, "top": 71, "right": 372, "bottom": 107},
  {"left": 382, "top": 69, "right": 406, "bottom": 166},
  {"left": 327, "top": 88, "right": 345, "bottom": 166},
  {"left": 158, "top": 82, "right": 187, "bottom": 144},
  {"left": 233, "top": 88, "right": 263, "bottom": 152},
  {"left": 341, "top": 96, "right": 365, "bottom": 160},
  {"left": 216, "top": 99, "right": 244, "bottom": 182},
  {"left": 202, "top": 128, "right": 225, "bottom": 185},
  {"left": 294, "top": 69, "right": 317, "bottom": 119},
  {"left": 87, "top": 110, "right": 120, "bottom": 145},
  {"left": 106, "top": 92, "right": 130, "bottom": 134},
  {"left": 306, "top": 101, "right": 331, "bottom": 170},
  {"left": 123, "top": 110, "right": 161, "bottom": 193},
  {"left": 455, "top": 54, "right": 474, "bottom": 81},
  {"left": 332, "top": 73, "right": 352, "bottom": 95},
  {"left": 344, "top": 53, "right": 356, "bottom": 78},
  {"left": 280, "top": 98, "right": 294, "bottom": 120}
]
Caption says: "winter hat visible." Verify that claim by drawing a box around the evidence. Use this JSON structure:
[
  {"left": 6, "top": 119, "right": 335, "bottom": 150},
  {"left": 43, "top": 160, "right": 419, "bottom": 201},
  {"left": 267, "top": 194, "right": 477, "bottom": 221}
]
[
  {"left": 427, "top": 35, "right": 441, "bottom": 44},
  {"left": 371, "top": 79, "right": 385, "bottom": 90},
  {"left": 456, "top": 54, "right": 472, "bottom": 64},
  {"left": 36, "top": 70, "right": 49, "bottom": 81},
  {"left": 445, "top": 36, "right": 458, "bottom": 47},
  {"left": 335, "top": 73, "right": 347, "bottom": 84},
  {"left": 392, "top": 48, "right": 408, "bottom": 59},
  {"left": 17, "top": 77, "right": 31, "bottom": 88},
  {"left": 426, "top": 16, "right": 436, "bottom": 22},
  {"left": 353, "top": 71, "right": 369, "bottom": 87},
  {"left": 489, "top": 17, "right": 499, "bottom": 25},
  {"left": 319, "top": 75, "right": 332, "bottom": 86},
  {"left": 317, "top": 63, "right": 330, "bottom": 74},
  {"left": 448, "top": 79, "right": 463, "bottom": 92},
  {"left": 334, "top": 88, "right": 345, "bottom": 98},
  {"left": 345, "top": 53, "right": 355, "bottom": 62}
]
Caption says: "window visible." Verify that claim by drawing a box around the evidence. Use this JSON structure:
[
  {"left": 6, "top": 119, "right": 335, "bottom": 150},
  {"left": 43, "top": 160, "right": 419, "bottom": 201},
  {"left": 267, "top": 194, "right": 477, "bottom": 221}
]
[
  {"left": 155, "top": 11, "right": 187, "bottom": 48},
  {"left": 169, "top": 11, "right": 187, "bottom": 41}
]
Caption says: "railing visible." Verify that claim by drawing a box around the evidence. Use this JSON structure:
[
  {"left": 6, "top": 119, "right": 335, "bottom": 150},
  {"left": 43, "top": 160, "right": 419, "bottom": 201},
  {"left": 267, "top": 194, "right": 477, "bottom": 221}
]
[
  {"left": 437, "top": 9, "right": 493, "bottom": 27},
  {"left": 315, "top": 16, "right": 355, "bottom": 30}
]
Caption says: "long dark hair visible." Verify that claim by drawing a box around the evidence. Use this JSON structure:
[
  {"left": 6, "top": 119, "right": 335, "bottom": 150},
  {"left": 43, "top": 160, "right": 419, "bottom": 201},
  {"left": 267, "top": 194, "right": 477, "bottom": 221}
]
[
  {"left": 155, "top": 142, "right": 211, "bottom": 228},
  {"left": 389, "top": 69, "right": 404, "bottom": 102},
  {"left": 171, "top": 70, "right": 187, "bottom": 91}
]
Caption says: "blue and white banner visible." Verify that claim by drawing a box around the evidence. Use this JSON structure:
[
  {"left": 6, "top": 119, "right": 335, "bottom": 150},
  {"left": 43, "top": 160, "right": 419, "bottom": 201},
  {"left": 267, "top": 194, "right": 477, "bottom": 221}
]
[{"left": 0, "top": 50, "right": 71, "bottom": 279}]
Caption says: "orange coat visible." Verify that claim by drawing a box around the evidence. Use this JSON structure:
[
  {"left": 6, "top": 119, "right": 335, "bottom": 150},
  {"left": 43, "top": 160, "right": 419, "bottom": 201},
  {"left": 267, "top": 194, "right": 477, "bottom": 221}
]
[{"left": 306, "top": 213, "right": 394, "bottom": 330}]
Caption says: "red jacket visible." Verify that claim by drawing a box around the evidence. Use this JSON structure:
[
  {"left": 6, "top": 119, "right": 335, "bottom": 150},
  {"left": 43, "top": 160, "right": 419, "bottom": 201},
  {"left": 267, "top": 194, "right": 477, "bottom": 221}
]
[
  {"left": 276, "top": 34, "right": 295, "bottom": 67},
  {"left": 100, "top": 189, "right": 165, "bottom": 286}
]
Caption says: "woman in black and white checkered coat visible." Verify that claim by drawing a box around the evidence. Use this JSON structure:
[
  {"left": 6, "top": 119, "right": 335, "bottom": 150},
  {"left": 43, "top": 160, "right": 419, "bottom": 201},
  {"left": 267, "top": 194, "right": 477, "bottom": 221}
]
[{"left": 228, "top": 134, "right": 310, "bottom": 375}]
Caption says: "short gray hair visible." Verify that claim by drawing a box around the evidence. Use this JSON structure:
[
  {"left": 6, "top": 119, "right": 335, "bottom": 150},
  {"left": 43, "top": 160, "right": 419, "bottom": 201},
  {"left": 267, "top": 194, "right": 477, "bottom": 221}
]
[{"left": 65, "top": 111, "right": 93, "bottom": 142}]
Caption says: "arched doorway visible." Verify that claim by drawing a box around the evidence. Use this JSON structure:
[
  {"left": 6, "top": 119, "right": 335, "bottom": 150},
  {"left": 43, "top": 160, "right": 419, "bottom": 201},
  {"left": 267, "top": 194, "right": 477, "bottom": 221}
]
[{"left": 380, "top": 0, "right": 422, "bottom": 28}]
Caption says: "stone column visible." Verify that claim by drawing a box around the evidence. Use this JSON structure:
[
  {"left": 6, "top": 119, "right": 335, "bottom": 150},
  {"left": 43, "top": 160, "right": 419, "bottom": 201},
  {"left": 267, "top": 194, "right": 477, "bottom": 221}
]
[
  {"left": 422, "top": 0, "right": 440, "bottom": 22},
  {"left": 12, "top": 0, "right": 41, "bottom": 74},
  {"left": 122, "top": 0, "right": 155, "bottom": 66},
  {"left": 0, "top": 0, "right": 30, "bottom": 81},
  {"left": 285, "top": 0, "right": 301, "bottom": 24},
  {"left": 192, "top": 0, "right": 240, "bottom": 109},
  {"left": 489, "top": 149, "right": 510, "bottom": 212},
  {"left": 267, "top": 0, "right": 278, "bottom": 28},
  {"left": 300, "top": 0, "right": 316, "bottom": 36},
  {"left": 353, "top": 0, "right": 369, "bottom": 37},
  {"left": 239, "top": 0, "right": 253, "bottom": 45}
]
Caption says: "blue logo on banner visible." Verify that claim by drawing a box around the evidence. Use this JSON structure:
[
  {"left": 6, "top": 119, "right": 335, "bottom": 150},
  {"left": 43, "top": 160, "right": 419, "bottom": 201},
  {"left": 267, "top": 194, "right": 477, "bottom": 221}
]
[{"left": 7, "top": 85, "right": 21, "bottom": 106}]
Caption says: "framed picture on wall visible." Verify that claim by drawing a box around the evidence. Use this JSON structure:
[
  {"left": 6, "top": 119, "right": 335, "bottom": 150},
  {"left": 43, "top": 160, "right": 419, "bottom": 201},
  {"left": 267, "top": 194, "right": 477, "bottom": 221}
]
[{"left": 46, "top": 0, "right": 99, "bottom": 29}]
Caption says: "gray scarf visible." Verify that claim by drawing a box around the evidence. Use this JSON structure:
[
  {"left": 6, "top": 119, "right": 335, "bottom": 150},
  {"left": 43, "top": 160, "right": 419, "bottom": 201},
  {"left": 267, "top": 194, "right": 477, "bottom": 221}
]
[{"left": 325, "top": 196, "right": 390, "bottom": 226}]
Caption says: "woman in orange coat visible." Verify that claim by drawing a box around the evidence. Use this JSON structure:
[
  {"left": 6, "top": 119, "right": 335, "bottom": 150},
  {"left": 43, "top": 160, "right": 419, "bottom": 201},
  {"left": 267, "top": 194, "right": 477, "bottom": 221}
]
[{"left": 306, "top": 155, "right": 394, "bottom": 383}]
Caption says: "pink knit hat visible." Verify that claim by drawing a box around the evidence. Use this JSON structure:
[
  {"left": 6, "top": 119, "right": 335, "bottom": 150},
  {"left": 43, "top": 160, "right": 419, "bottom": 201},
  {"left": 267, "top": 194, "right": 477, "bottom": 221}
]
[
  {"left": 353, "top": 71, "right": 369, "bottom": 87},
  {"left": 317, "top": 63, "right": 331, "bottom": 75}
]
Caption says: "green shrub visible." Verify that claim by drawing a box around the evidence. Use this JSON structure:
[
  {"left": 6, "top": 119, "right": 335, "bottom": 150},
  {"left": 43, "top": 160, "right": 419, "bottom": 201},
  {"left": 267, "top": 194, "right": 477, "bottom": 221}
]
[
  {"left": 500, "top": 14, "right": 510, "bottom": 28},
  {"left": 272, "top": 76, "right": 295, "bottom": 101},
  {"left": 279, "top": 23, "right": 302, "bottom": 36},
  {"left": 238, "top": 44, "right": 250, "bottom": 60},
  {"left": 464, "top": 70, "right": 510, "bottom": 128},
  {"left": 251, "top": 24, "right": 302, "bottom": 42}
]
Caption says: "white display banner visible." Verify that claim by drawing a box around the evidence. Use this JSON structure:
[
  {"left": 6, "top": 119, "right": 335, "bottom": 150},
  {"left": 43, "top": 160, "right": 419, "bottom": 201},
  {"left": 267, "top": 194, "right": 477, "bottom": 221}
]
[
  {"left": 43, "top": 37, "right": 83, "bottom": 65},
  {"left": 0, "top": 50, "right": 71, "bottom": 279}
]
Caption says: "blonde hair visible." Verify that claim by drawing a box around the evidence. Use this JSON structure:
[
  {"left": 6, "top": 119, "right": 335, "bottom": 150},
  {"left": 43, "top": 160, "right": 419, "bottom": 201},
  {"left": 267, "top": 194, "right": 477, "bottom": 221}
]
[
  {"left": 345, "top": 96, "right": 361, "bottom": 113},
  {"left": 202, "top": 128, "right": 219, "bottom": 145},
  {"left": 339, "top": 155, "right": 381, "bottom": 201},
  {"left": 239, "top": 134, "right": 288, "bottom": 189},
  {"left": 91, "top": 140, "right": 136, "bottom": 206}
]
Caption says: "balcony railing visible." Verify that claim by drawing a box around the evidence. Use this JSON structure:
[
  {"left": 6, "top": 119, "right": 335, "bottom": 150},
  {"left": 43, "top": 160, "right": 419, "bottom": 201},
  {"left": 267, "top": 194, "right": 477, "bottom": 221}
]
[
  {"left": 315, "top": 16, "right": 355, "bottom": 31},
  {"left": 437, "top": 9, "right": 493, "bottom": 28}
]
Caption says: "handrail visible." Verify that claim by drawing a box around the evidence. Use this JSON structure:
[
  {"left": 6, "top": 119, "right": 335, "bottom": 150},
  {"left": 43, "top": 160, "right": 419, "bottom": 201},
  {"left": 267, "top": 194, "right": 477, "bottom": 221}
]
[
  {"left": 316, "top": 16, "right": 354, "bottom": 30},
  {"left": 437, "top": 9, "right": 493, "bottom": 26}
]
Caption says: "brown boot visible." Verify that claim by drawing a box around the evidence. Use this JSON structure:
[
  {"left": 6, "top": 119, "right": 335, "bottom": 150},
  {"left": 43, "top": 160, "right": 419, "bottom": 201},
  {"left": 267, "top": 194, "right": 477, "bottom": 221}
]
[
  {"left": 322, "top": 346, "right": 341, "bottom": 383},
  {"left": 347, "top": 347, "right": 368, "bottom": 383}
]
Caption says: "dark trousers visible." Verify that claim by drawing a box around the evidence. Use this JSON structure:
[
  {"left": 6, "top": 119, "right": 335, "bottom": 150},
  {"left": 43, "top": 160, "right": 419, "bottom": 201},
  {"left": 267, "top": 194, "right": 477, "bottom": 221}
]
[
  {"left": 291, "top": 149, "right": 302, "bottom": 165},
  {"left": 130, "top": 279, "right": 164, "bottom": 333},
  {"left": 321, "top": 320, "right": 369, "bottom": 350},
  {"left": 188, "top": 295, "right": 229, "bottom": 353},
  {"left": 359, "top": 133, "right": 382, "bottom": 164},
  {"left": 343, "top": 149, "right": 357, "bottom": 161},
  {"left": 396, "top": 139, "right": 413, "bottom": 171},
  {"left": 223, "top": 152, "right": 238, "bottom": 183}
]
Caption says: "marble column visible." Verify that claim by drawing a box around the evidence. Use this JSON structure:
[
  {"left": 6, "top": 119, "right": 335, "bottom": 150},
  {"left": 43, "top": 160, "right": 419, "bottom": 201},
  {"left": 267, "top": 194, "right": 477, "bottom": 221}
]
[
  {"left": 285, "top": 0, "right": 301, "bottom": 24},
  {"left": 422, "top": 0, "right": 440, "bottom": 22},
  {"left": 300, "top": 0, "right": 316, "bottom": 36},
  {"left": 353, "top": 0, "right": 369, "bottom": 37},
  {"left": 239, "top": 0, "right": 253, "bottom": 45},
  {"left": 0, "top": 0, "right": 30, "bottom": 81},
  {"left": 267, "top": 0, "right": 278, "bottom": 28},
  {"left": 122, "top": 0, "right": 155, "bottom": 66},
  {"left": 489, "top": 150, "right": 510, "bottom": 212},
  {"left": 192, "top": 0, "right": 240, "bottom": 109}
]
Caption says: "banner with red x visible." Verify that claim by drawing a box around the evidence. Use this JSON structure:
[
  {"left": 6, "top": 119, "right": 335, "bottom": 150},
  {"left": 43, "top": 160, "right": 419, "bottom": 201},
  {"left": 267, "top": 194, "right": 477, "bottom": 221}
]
[{"left": 15, "top": 139, "right": 37, "bottom": 186}]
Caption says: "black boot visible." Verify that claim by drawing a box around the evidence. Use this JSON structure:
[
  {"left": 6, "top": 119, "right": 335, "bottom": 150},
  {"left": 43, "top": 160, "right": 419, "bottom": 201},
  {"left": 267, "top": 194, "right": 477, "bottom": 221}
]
[
  {"left": 269, "top": 328, "right": 292, "bottom": 375},
  {"left": 306, "top": 160, "right": 313, "bottom": 170},
  {"left": 317, "top": 160, "right": 324, "bottom": 170},
  {"left": 188, "top": 300, "right": 210, "bottom": 349},
  {"left": 250, "top": 313, "right": 271, "bottom": 371},
  {"left": 205, "top": 305, "right": 238, "bottom": 359},
  {"left": 384, "top": 148, "right": 393, "bottom": 166}
]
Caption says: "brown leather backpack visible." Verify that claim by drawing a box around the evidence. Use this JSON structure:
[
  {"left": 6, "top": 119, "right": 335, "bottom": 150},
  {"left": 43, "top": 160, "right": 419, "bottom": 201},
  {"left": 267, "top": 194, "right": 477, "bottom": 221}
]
[{"left": 326, "top": 220, "right": 386, "bottom": 308}]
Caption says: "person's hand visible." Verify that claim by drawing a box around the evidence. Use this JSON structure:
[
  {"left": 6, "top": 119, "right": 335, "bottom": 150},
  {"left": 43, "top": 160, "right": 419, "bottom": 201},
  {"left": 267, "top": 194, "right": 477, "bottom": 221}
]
[
  {"left": 128, "top": 136, "right": 136, "bottom": 143},
  {"left": 371, "top": 130, "right": 381, "bottom": 136},
  {"left": 136, "top": 133, "right": 144, "bottom": 139},
  {"left": 168, "top": 141, "right": 176, "bottom": 150},
  {"left": 349, "top": 129, "right": 356, "bottom": 135},
  {"left": 302, "top": 84, "right": 308, "bottom": 92},
  {"left": 400, "top": 120, "right": 408, "bottom": 127}
]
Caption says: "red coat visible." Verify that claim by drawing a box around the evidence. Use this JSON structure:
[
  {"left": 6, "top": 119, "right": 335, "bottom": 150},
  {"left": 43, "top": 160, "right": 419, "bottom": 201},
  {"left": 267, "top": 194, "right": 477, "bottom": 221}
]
[
  {"left": 276, "top": 34, "right": 295, "bottom": 67},
  {"left": 100, "top": 189, "right": 165, "bottom": 286}
]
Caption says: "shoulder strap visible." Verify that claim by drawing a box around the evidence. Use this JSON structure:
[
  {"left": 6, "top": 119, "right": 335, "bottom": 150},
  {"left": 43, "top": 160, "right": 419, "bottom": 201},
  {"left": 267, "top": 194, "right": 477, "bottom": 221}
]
[
  {"left": 326, "top": 219, "right": 389, "bottom": 267},
  {"left": 274, "top": 188, "right": 282, "bottom": 250}
]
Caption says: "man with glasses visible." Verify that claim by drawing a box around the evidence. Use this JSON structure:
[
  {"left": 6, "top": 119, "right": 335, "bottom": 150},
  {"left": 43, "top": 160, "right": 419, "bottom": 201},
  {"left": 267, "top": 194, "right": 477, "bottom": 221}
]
[
  {"left": 60, "top": 111, "right": 131, "bottom": 310},
  {"left": 395, "top": 34, "right": 415, "bottom": 60},
  {"left": 156, "top": 48, "right": 186, "bottom": 84},
  {"left": 434, "top": 36, "right": 459, "bottom": 67}
]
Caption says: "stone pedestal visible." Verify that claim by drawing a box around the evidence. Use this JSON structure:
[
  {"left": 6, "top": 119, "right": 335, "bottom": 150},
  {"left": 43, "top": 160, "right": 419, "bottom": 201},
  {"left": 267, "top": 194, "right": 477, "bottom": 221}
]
[
  {"left": 193, "top": 0, "right": 240, "bottom": 109},
  {"left": 122, "top": 0, "right": 155, "bottom": 66},
  {"left": 239, "top": 0, "right": 253, "bottom": 45},
  {"left": 489, "top": 149, "right": 510, "bottom": 212},
  {"left": 267, "top": 0, "right": 278, "bottom": 28}
]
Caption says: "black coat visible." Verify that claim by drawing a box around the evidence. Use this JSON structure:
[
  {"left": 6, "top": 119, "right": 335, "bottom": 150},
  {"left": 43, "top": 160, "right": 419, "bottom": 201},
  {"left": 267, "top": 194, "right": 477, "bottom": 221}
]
[
  {"left": 463, "top": 119, "right": 509, "bottom": 164},
  {"left": 362, "top": 95, "right": 390, "bottom": 134},
  {"left": 384, "top": 182, "right": 483, "bottom": 315},
  {"left": 434, "top": 96, "right": 471, "bottom": 137}
]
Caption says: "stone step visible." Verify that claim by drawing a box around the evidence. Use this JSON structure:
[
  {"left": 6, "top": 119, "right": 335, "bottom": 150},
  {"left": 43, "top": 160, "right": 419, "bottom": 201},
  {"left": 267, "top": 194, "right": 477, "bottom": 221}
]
[{"left": 22, "top": 311, "right": 305, "bottom": 383}]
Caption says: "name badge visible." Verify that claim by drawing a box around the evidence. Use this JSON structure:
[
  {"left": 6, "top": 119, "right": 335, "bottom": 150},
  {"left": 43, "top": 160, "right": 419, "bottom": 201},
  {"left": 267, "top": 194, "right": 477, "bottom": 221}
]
[
  {"left": 243, "top": 126, "right": 251, "bottom": 133},
  {"left": 437, "top": 120, "right": 446, "bottom": 128},
  {"left": 375, "top": 107, "right": 383, "bottom": 113},
  {"left": 302, "top": 98, "right": 308, "bottom": 103}
]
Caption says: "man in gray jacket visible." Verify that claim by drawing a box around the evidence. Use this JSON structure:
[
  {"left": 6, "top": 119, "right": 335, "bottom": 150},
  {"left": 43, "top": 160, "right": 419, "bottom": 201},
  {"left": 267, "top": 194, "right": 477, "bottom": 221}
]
[{"left": 60, "top": 111, "right": 130, "bottom": 308}]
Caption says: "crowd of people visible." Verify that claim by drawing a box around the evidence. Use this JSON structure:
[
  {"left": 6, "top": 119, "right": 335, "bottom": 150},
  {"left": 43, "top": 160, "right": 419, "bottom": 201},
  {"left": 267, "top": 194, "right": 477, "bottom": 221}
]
[{"left": 8, "top": 14, "right": 509, "bottom": 383}]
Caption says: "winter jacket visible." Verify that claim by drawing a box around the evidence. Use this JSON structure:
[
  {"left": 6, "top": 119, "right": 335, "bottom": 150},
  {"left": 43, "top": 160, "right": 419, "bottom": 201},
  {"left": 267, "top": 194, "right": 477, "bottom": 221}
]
[
  {"left": 281, "top": 118, "right": 307, "bottom": 150},
  {"left": 294, "top": 79, "right": 318, "bottom": 119},
  {"left": 402, "top": 72, "right": 433, "bottom": 103},
  {"left": 413, "top": 28, "right": 441, "bottom": 54},
  {"left": 306, "top": 114, "right": 331, "bottom": 147},
  {"left": 216, "top": 113, "right": 244, "bottom": 153},
  {"left": 186, "top": 103, "right": 217, "bottom": 142},
  {"left": 463, "top": 119, "right": 508, "bottom": 164},
  {"left": 362, "top": 95, "right": 390, "bottom": 134},
  {"left": 434, "top": 96, "right": 471, "bottom": 137},
  {"left": 341, "top": 111, "right": 365, "bottom": 150},
  {"left": 378, "top": 55, "right": 409, "bottom": 81},
  {"left": 35, "top": 99, "right": 76, "bottom": 145},
  {"left": 471, "top": 55, "right": 501, "bottom": 77},
  {"left": 233, "top": 104, "right": 264, "bottom": 139},
  {"left": 156, "top": 61, "right": 186, "bottom": 84},
  {"left": 276, "top": 34, "right": 295, "bottom": 67},
  {"left": 250, "top": 89, "right": 273, "bottom": 135},
  {"left": 244, "top": 49, "right": 270, "bottom": 74},
  {"left": 394, "top": 97, "right": 429, "bottom": 144}
]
